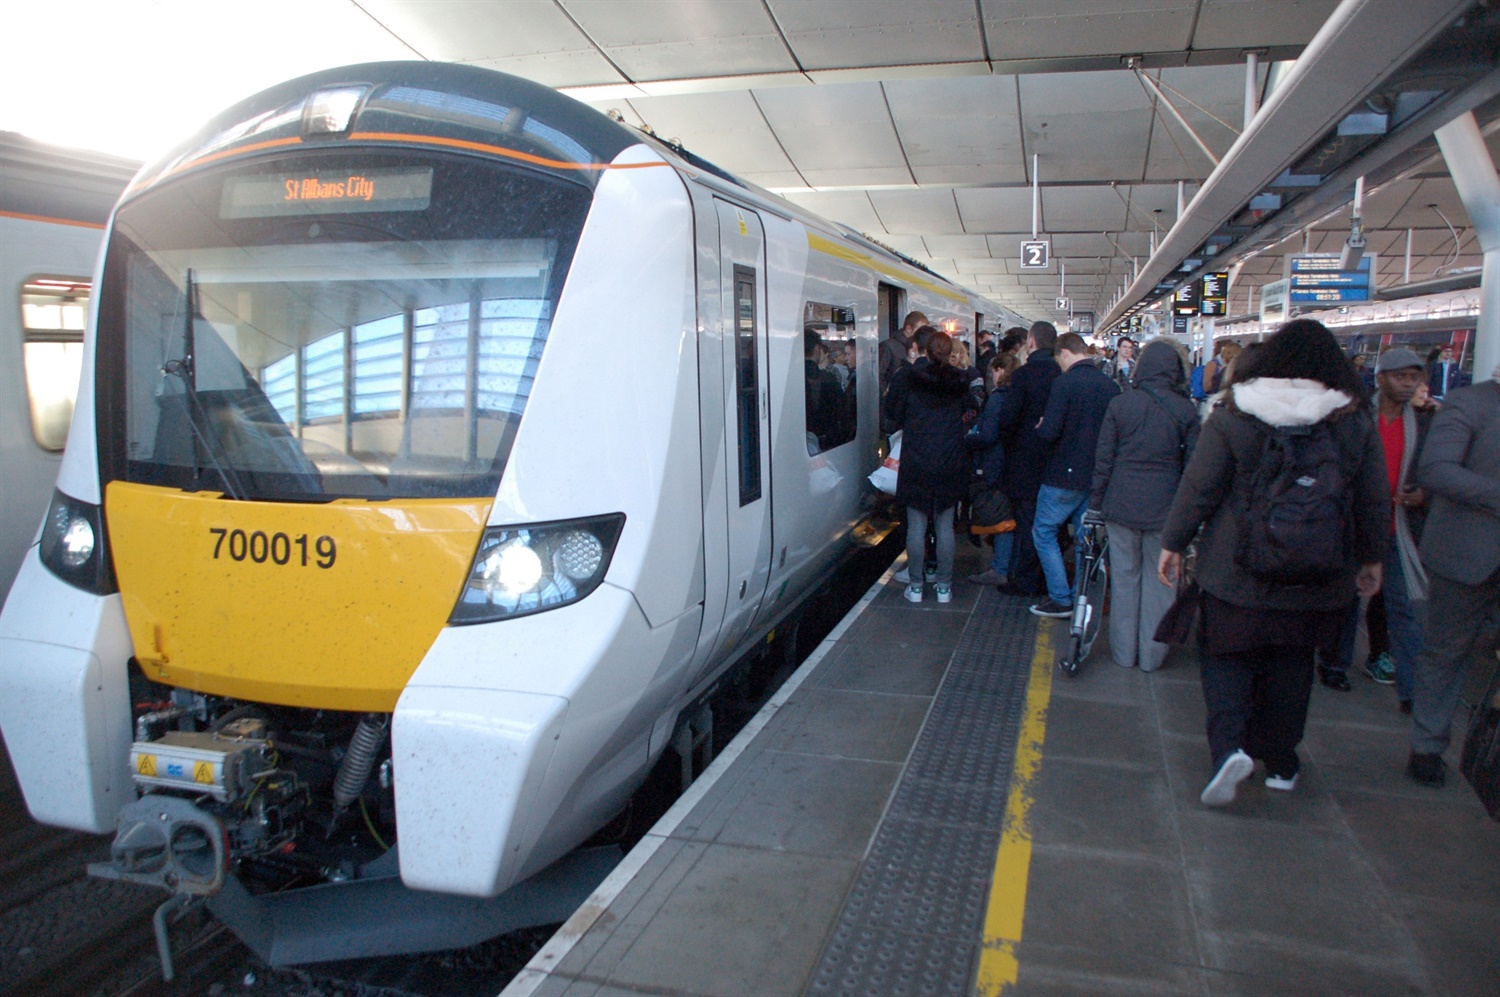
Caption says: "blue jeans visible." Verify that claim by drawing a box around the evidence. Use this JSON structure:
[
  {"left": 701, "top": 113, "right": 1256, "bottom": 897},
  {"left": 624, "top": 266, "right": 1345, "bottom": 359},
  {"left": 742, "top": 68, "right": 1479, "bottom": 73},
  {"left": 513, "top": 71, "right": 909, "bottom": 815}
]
[
  {"left": 991, "top": 531, "right": 1015, "bottom": 576},
  {"left": 1032, "top": 485, "right": 1088, "bottom": 604},
  {"left": 1382, "top": 546, "right": 1423, "bottom": 703}
]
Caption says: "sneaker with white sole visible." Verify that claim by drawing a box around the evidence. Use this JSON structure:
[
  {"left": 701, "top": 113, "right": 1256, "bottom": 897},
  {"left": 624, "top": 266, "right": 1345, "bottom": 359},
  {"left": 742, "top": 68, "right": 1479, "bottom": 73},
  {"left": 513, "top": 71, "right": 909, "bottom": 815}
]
[
  {"left": 1265, "top": 771, "right": 1299, "bottom": 791},
  {"left": 1201, "top": 749, "right": 1254, "bottom": 806},
  {"left": 1029, "top": 597, "right": 1073, "bottom": 619},
  {"left": 934, "top": 584, "right": 952, "bottom": 604},
  {"left": 894, "top": 566, "right": 911, "bottom": 583},
  {"left": 904, "top": 583, "right": 923, "bottom": 603}
]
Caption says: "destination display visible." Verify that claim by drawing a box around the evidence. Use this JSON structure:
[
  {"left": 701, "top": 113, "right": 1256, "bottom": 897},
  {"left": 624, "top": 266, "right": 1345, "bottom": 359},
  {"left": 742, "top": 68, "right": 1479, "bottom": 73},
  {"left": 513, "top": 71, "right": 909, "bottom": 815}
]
[
  {"left": 1173, "top": 282, "right": 1199, "bottom": 316},
  {"left": 1287, "top": 253, "right": 1375, "bottom": 304},
  {"left": 1199, "top": 271, "right": 1229, "bottom": 316},
  {"left": 221, "top": 168, "right": 435, "bottom": 218}
]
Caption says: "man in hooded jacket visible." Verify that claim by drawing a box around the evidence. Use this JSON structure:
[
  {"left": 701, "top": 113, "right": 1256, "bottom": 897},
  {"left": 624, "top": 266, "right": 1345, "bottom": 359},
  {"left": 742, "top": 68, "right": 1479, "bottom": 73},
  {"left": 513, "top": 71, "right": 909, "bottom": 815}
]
[{"left": 1090, "top": 339, "right": 1200, "bottom": 670}]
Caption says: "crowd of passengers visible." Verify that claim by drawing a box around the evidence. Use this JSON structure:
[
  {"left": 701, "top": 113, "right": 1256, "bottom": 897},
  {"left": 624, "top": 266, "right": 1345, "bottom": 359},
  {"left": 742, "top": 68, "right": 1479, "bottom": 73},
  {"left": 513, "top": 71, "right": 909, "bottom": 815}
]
[{"left": 879, "top": 312, "right": 1499, "bottom": 807}]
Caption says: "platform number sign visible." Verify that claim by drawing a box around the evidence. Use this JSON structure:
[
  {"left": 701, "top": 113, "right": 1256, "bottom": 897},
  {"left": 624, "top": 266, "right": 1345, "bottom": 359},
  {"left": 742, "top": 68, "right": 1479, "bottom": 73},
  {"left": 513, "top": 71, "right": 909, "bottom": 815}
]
[
  {"left": 1020, "top": 240, "right": 1050, "bottom": 270},
  {"left": 1056, "top": 296, "right": 1070, "bottom": 312}
]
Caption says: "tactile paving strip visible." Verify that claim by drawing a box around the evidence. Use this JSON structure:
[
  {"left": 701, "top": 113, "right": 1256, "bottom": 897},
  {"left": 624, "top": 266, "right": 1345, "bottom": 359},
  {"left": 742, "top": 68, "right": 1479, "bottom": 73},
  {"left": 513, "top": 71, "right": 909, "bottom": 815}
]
[{"left": 805, "top": 588, "right": 1040, "bottom": 997}]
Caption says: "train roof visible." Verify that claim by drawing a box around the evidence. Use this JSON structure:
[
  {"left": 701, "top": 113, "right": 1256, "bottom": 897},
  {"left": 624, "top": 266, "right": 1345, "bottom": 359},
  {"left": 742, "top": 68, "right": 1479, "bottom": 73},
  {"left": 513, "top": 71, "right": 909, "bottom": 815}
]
[{"left": 0, "top": 132, "right": 139, "bottom": 226}]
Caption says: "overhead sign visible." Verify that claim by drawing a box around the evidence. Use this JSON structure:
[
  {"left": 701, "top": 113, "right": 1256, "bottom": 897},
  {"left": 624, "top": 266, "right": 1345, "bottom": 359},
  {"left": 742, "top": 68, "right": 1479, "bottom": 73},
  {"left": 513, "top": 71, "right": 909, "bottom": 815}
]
[
  {"left": 1020, "top": 240, "right": 1050, "bottom": 269},
  {"left": 1260, "top": 278, "right": 1290, "bottom": 326},
  {"left": 1286, "top": 253, "right": 1375, "bottom": 304},
  {"left": 1199, "top": 271, "right": 1229, "bottom": 316},
  {"left": 1172, "top": 282, "right": 1199, "bottom": 316},
  {"left": 1055, "top": 296, "right": 1070, "bottom": 312}
]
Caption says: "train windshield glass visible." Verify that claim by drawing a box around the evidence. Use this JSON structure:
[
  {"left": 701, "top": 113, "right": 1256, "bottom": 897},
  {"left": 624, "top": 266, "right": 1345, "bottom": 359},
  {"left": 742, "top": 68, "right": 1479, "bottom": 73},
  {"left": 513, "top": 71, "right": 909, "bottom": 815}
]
[{"left": 102, "top": 152, "right": 592, "bottom": 501}]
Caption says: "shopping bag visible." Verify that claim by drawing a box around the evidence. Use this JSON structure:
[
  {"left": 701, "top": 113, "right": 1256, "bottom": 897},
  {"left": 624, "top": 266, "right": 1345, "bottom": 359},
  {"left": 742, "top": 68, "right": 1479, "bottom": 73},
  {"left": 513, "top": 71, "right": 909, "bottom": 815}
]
[
  {"left": 1460, "top": 660, "right": 1500, "bottom": 821},
  {"left": 868, "top": 432, "right": 901, "bottom": 495},
  {"left": 969, "top": 485, "right": 1013, "bottom": 535},
  {"left": 1153, "top": 579, "right": 1201, "bottom": 646}
]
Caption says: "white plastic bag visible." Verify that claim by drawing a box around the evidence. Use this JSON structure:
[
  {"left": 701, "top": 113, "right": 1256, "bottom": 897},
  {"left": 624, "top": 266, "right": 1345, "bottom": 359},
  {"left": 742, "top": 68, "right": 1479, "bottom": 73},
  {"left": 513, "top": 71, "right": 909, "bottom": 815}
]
[{"left": 868, "top": 431, "right": 902, "bottom": 495}]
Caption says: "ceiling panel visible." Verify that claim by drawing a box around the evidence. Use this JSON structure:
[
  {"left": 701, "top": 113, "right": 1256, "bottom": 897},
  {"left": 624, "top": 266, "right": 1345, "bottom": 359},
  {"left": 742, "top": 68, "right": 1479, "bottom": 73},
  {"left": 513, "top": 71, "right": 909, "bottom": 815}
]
[
  {"left": 1041, "top": 186, "right": 1131, "bottom": 232},
  {"left": 1192, "top": 0, "right": 1341, "bottom": 50},
  {"left": 981, "top": 0, "right": 1196, "bottom": 61},
  {"left": 1019, "top": 71, "right": 1154, "bottom": 182},
  {"left": 769, "top": 0, "right": 984, "bottom": 70},
  {"left": 955, "top": 187, "right": 1035, "bottom": 232},
  {"left": 359, "top": 0, "right": 620, "bottom": 86},
  {"left": 753, "top": 82, "right": 910, "bottom": 182},
  {"left": 566, "top": 0, "right": 794, "bottom": 80},
  {"left": 1143, "top": 65, "right": 1247, "bottom": 180},
  {"left": 868, "top": 189, "right": 964, "bottom": 234},
  {"left": 884, "top": 76, "right": 1028, "bottom": 186},
  {"left": 923, "top": 234, "right": 992, "bottom": 256},
  {"left": 605, "top": 92, "right": 800, "bottom": 174},
  {"left": 777, "top": 190, "right": 886, "bottom": 233},
  {"left": 952, "top": 257, "right": 1014, "bottom": 273}
]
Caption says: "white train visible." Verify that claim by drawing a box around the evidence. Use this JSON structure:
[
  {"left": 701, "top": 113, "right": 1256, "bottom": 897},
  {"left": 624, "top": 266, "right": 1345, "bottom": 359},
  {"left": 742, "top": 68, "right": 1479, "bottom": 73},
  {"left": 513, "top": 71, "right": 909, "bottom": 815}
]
[
  {"left": 0, "top": 64, "right": 1023, "bottom": 963},
  {"left": 0, "top": 136, "right": 136, "bottom": 601}
]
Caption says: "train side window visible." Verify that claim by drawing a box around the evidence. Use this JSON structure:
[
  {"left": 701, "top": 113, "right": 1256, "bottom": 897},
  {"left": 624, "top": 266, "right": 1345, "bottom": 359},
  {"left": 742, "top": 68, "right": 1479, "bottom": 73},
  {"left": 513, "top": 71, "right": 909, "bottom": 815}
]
[
  {"left": 20, "top": 278, "right": 90, "bottom": 452},
  {"left": 803, "top": 302, "right": 858, "bottom": 456},
  {"left": 733, "top": 265, "right": 761, "bottom": 505}
]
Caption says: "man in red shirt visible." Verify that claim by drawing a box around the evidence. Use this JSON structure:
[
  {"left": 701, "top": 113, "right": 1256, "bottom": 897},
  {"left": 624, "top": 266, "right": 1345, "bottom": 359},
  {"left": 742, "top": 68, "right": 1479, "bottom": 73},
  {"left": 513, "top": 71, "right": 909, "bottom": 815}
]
[{"left": 1370, "top": 349, "right": 1432, "bottom": 710}]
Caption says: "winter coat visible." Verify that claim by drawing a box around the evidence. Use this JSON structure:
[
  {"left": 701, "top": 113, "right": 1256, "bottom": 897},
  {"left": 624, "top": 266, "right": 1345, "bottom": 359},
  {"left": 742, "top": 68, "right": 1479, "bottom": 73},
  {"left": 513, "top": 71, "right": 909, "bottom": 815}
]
[
  {"left": 996, "top": 351, "right": 1061, "bottom": 498},
  {"left": 878, "top": 330, "right": 913, "bottom": 394},
  {"left": 1417, "top": 380, "right": 1500, "bottom": 585},
  {"left": 884, "top": 359, "right": 972, "bottom": 508},
  {"left": 1091, "top": 341, "right": 1201, "bottom": 531},
  {"left": 967, "top": 385, "right": 1010, "bottom": 487},
  {"left": 1037, "top": 359, "right": 1121, "bottom": 492},
  {"left": 1161, "top": 377, "right": 1390, "bottom": 613}
]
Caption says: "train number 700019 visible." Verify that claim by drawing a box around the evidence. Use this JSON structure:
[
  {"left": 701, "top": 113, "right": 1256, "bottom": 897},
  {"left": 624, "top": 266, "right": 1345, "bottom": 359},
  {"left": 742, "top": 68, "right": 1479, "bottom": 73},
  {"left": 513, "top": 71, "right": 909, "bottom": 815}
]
[{"left": 208, "top": 528, "right": 336, "bottom": 568}]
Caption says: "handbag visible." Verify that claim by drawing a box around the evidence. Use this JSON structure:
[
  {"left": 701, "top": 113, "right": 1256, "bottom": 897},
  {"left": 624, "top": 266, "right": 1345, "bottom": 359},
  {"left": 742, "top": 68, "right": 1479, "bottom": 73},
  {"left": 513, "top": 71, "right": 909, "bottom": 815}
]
[
  {"left": 1153, "top": 578, "right": 1201, "bottom": 645},
  {"left": 968, "top": 484, "right": 1013, "bottom": 534},
  {"left": 1460, "top": 658, "right": 1500, "bottom": 821}
]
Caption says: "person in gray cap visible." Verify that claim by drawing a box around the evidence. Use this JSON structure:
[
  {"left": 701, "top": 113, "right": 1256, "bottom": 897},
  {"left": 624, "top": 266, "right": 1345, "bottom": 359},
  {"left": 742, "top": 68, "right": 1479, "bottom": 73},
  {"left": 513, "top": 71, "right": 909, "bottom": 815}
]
[{"left": 1364, "top": 348, "right": 1432, "bottom": 709}]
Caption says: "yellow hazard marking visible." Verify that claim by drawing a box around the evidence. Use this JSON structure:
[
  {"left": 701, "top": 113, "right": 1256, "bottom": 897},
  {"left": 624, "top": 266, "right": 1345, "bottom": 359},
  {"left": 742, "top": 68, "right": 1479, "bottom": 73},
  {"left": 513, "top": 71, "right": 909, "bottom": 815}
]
[
  {"left": 137, "top": 754, "right": 157, "bottom": 778},
  {"left": 194, "top": 761, "right": 216, "bottom": 785},
  {"left": 738, "top": 211, "right": 748, "bottom": 236},
  {"left": 974, "top": 622, "right": 1055, "bottom": 996},
  {"left": 806, "top": 232, "right": 968, "bottom": 303}
]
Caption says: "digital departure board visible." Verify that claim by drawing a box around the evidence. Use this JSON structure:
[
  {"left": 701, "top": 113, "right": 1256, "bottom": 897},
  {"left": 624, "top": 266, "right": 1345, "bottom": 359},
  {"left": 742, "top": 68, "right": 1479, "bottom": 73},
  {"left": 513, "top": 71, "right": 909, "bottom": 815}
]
[
  {"left": 1173, "top": 283, "right": 1199, "bottom": 316},
  {"left": 221, "top": 168, "right": 434, "bottom": 218},
  {"left": 1287, "top": 254, "right": 1374, "bottom": 304},
  {"left": 1199, "top": 271, "right": 1229, "bottom": 316}
]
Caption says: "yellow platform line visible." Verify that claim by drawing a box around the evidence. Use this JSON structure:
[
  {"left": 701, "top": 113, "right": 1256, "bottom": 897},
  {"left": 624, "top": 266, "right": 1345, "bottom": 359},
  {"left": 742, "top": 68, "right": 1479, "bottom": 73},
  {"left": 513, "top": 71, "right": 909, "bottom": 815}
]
[{"left": 975, "top": 622, "right": 1055, "bottom": 996}]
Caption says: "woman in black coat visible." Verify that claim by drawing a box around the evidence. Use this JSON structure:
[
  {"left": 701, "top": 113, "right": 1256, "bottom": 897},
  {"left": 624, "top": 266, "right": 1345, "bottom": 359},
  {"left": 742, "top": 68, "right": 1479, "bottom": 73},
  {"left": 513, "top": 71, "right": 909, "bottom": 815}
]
[
  {"left": 1090, "top": 339, "right": 1200, "bottom": 671},
  {"left": 883, "top": 331, "right": 972, "bottom": 603},
  {"left": 1158, "top": 321, "right": 1388, "bottom": 807}
]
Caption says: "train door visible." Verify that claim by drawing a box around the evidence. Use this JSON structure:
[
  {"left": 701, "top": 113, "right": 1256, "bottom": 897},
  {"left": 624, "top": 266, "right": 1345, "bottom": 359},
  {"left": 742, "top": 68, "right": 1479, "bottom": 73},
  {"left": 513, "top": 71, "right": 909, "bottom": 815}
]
[{"left": 713, "top": 198, "right": 773, "bottom": 656}]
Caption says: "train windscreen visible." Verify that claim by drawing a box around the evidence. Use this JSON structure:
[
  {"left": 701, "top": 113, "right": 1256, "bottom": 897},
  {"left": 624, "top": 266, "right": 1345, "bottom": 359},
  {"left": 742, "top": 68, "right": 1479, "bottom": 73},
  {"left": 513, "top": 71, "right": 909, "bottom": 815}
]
[{"left": 98, "top": 152, "right": 592, "bottom": 501}]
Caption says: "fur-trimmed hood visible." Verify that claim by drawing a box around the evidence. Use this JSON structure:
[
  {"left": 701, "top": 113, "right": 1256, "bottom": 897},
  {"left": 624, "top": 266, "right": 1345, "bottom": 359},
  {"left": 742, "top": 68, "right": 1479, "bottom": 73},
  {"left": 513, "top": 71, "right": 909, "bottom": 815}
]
[{"left": 1230, "top": 377, "right": 1354, "bottom": 427}]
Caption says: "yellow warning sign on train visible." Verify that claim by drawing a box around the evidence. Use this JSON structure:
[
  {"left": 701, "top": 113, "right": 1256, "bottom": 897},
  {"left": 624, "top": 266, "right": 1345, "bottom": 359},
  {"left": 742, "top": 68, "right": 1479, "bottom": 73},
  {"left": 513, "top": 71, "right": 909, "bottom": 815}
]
[
  {"left": 194, "top": 762, "right": 215, "bottom": 785},
  {"left": 137, "top": 754, "right": 157, "bottom": 777}
]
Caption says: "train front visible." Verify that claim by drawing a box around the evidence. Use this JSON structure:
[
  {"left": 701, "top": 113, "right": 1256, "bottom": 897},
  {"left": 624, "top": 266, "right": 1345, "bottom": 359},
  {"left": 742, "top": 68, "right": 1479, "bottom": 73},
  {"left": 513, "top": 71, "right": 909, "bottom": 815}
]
[{"left": 0, "top": 64, "right": 707, "bottom": 951}]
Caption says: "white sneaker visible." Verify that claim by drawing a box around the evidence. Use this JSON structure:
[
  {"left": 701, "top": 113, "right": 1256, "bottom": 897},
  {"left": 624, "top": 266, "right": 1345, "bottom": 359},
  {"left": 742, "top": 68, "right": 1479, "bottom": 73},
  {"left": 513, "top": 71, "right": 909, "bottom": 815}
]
[
  {"left": 924, "top": 565, "right": 938, "bottom": 582},
  {"left": 1201, "top": 749, "right": 1254, "bottom": 806},
  {"left": 894, "top": 566, "right": 910, "bottom": 583},
  {"left": 904, "top": 583, "right": 923, "bottom": 603},
  {"left": 1265, "top": 771, "right": 1299, "bottom": 791},
  {"left": 934, "top": 584, "right": 952, "bottom": 604}
]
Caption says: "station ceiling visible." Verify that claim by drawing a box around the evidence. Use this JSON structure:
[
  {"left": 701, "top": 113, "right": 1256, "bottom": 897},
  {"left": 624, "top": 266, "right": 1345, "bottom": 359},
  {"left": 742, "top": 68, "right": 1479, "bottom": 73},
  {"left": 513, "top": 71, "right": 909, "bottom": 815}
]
[{"left": 19, "top": 1, "right": 1496, "bottom": 326}]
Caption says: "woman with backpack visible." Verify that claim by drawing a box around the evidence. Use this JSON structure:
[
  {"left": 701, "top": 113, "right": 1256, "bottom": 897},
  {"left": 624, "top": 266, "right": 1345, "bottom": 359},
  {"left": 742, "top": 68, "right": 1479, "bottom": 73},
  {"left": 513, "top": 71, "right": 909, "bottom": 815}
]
[
  {"left": 1157, "top": 320, "right": 1389, "bottom": 806},
  {"left": 1089, "top": 339, "right": 1200, "bottom": 671}
]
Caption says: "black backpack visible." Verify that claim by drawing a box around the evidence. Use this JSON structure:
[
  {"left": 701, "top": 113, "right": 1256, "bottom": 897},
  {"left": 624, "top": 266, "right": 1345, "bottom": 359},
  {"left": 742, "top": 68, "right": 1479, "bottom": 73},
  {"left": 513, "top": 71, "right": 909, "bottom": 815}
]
[{"left": 1236, "top": 420, "right": 1352, "bottom": 585}]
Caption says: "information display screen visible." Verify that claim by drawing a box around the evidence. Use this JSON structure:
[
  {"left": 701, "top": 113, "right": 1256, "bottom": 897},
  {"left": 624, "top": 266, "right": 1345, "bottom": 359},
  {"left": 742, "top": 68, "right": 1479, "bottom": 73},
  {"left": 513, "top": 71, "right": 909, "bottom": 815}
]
[
  {"left": 1173, "top": 283, "right": 1199, "bottom": 316},
  {"left": 1287, "top": 254, "right": 1374, "bottom": 304},
  {"left": 221, "top": 168, "right": 435, "bottom": 219},
  {"left": 1199, "top": 271, "right": 1229, "bottom": 316}
]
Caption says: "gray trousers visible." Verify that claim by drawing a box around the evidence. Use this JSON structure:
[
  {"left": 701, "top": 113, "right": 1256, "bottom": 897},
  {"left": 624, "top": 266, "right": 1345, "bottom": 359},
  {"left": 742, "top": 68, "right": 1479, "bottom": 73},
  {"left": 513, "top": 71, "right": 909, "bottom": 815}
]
[
  {"left": 1106, "top": 524, "right": 1174, "bottom": 671},
  {"left": 1410, "top": 567, "right": 1500, "bottom": 755}
]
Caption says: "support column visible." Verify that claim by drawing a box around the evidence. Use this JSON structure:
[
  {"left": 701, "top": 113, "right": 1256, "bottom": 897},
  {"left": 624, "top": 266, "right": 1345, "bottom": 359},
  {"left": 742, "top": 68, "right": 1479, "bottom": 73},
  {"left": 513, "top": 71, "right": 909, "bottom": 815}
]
[{"left": 1435, "top": 111, "right": 1500, "bottom": 383}]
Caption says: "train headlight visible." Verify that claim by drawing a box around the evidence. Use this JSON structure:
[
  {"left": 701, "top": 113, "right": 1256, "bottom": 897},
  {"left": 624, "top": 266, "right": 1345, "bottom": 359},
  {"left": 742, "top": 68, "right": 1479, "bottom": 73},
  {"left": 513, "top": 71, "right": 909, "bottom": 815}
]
[
  {"left": 451, "top": 514, "right": 625, "bottom": 624},
  {"left": 38, "top": 490, "right": 116, "bottom": 595}
]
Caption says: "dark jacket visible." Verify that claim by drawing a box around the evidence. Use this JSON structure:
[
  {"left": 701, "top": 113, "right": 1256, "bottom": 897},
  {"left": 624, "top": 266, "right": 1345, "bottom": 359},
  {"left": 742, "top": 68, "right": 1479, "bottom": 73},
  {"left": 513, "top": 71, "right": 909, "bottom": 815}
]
[
  {"left": 1426, "top": 359, "right": 1468, "bottom": 400},
  {"left": 1161, "top": 379, "right": 1390, "bottom": 612},
  {"left": 1090, "top": 341, "right": 1200, "bottom": 531},
  {"left": 879, "top": 330, "right": 913, "bottom": 395},
  {"left": 967, "top": 385, "right": 1011, "bottom": 486},
  {"left": 1417, "top": 380, "right": 1500, "bottom": 585},
  {"left": 1037, "top": 359, "right": 1120, "bottom": 492},
  {"left": 884, "top": 359, "right": 971, "bottom": 508},
  {"left": 996, "top": 350, "right": 1061, "bottom": 497}
]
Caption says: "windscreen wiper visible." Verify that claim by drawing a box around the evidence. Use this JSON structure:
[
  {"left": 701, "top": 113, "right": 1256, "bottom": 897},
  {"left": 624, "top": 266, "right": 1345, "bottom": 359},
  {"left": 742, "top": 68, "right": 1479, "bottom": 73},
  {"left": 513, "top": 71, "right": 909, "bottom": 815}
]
[{"left": 161, "top": 269, "right": 248, "bottom": 500}]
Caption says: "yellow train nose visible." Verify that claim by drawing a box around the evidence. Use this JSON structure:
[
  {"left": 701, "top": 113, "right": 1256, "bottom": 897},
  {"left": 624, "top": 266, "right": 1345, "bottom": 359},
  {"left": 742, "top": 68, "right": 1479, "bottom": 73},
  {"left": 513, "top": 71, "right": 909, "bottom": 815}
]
[{"left": 106, "top": 482, "right": 491, "bottom": 711}]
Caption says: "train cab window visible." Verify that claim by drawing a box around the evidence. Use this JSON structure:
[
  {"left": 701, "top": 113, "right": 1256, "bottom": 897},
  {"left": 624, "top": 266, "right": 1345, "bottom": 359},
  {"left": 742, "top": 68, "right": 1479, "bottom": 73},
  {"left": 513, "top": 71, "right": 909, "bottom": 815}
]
[
  {"left": 803, "top": 302, "right": 857, "bottom": 456},
  {"left": 100, "top": 153, "right": 591, "bottom": 500},
  {"left": 734, "top": 265, "right": 761, "bottom": 505},
  {"left": 20, "top": 278, "right": 89, "bottom": 452}
]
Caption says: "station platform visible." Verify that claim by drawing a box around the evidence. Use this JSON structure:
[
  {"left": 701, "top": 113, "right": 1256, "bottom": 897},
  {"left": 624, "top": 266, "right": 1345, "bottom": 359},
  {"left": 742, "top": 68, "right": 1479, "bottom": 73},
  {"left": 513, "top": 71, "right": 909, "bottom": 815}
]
[{"left": 505, "top": 541, "right": 1500, "bottom": 996}]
